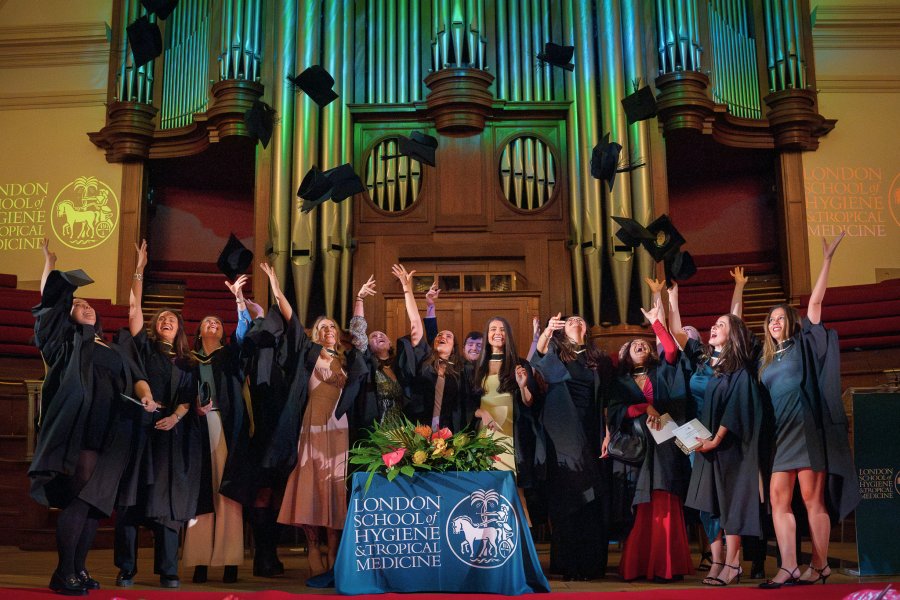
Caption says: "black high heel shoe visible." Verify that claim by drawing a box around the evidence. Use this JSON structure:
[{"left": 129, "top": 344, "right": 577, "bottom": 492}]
[
  {"left": 697, "top": 551, "right": 713, "bottom": 572},
  {"left": 701, "top": 562, "right": 725, "bottom": 586},
  {"left": 758, "top": 566, "right": 800, "bottom": 589},
  {"left": 798, "top": 564, "right": 831, "bottom": 585},
  {"left": 706, "top": 563, "right": 742, "bottom": 586}
]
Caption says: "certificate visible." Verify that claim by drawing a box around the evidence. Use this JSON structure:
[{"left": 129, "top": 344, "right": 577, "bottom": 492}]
[{"left": 672, "top": 419, "right": 713, "bottom": 454}]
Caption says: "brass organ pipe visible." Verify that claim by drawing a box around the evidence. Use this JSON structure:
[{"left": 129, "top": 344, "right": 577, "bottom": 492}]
[
  {"left": 477, "top": 0, "right": 485, "bottom": 68},
  {"left": 399, "top": 0, "right": 409, "bottom": 102},
  {"left": 520, "top": 0, "right": 532, "bottom": 101},
  {"left": 411, "top": 0, "right": 421, "bottom": 100},
  {"left": 772, "top": 0, "right": 785, "bottom": 90},
  {"left": 270, "top": 0, "right": 296, "bottom": 297},
  {"left": 690, "top": 0, "right": 701, "bottom": 68},
  {"left": 664, "top": 0, "right": 676, "bottom": 72},
  {"left": 338, "top": 0, "right": 354, "bottom": 323},
  {"left": 531, "top": 0, "right": 542, "bottom": 100},
  {"left": 622, "top": 0, "right": 654, "bottom": 311},
  {"left": 320, "top": 0, "right": 342, "bottom": 321},
  {"left": 220, "top": 0, "right": 231, "bottom": 79},
  {"left": 387, "top": 0, "right": 397, "bottom": 102},
  {"left": 541, "top": 0, "right": 551, "bottom": 100},
  {"left": 440, "top": 0, "right": 450, "bottom": 65},
  {"left": 562, "top": 0, "right": 584, "bottom": 317},
  {"left": 508, "top": 0, "right": 520, "bottom": 101},
  {"left": 763, "top": 0, "right": 775, "bottom": 90},
  {"left": 232, "top": 0, "right": 244, "bottom": 78},
  {"left": 466, "top": 0, "right": 476, "bottom": 63},
  {"left": 674, "top": 0, "right": 686, "bottom": 71},
  {"left": 367, "top": 0, "right": 375, "bottom": 100},
  {"left": 376, "top": 0, "right": 385, "bottom": 101},
  {"left": 496, "top": 0, "right": 508, "bottom": 99},
  {"left": 792, "top": 0, "right": 805, "bottom": 88},
  {"left": 291, "top": 0, "right": 322, "bottom": 323},
  {"left": 783, "top": 0, "right": 797, "bottom": 87}
]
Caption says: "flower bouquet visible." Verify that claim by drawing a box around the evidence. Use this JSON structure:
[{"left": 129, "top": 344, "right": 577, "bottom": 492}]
[{"left": 348, "top": 416, "right": 512, "bottom": 492}]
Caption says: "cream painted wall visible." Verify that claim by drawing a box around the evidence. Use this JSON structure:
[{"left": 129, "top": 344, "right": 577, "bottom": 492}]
[
  {"left": 0, "top": 0, "right": 122, "bottom": 300},
  {"left": 806, "top": 1, "right": 900, "bottom": 286}
]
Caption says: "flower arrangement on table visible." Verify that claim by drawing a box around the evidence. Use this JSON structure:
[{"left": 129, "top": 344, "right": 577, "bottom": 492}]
[{"left": 348, "top": 416, "right": 512, "bottom": 491}]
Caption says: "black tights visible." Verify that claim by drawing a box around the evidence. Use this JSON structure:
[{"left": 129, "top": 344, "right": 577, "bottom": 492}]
[{"left": 56, "top": 451, "right": 100, "bottom": 576}]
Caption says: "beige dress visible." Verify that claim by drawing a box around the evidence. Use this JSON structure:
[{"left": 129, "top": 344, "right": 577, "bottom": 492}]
[
  {"left": 278, "top": 356, "right": 348, "bottom": 529},
  {"left": 480, "top": 374, "right": 515, "bottom": 473}
]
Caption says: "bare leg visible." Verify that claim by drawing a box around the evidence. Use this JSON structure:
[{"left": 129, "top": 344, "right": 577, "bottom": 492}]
[
  {"left": 798, "top": 469, "right": 832, "bottom": 581},
  {"left": 704, "top": 531, "right": 726, "bottom": 583},
  {"left": 303, "top": 526, "right": 327, "bottom": 576},
  {"left": 769, "top": 470, "right": 800, "bottom": 583},
  {"left": 722, "top": 534, "right": 743, "bottom": 583},
  {"left": 326, "top": 528, "right": 341, "bottom": 570}
]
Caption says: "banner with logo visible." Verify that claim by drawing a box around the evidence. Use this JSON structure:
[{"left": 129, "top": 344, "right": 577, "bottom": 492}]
[
  {"left": 852, "top": 389, "right": 900, "bottom": 576},
  {"left": 335, "top": 470, "right": 549, "bottom": 595}
]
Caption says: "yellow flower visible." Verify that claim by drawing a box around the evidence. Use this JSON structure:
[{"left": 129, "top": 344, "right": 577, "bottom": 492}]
[
  {"left": 432, "top": 438, "right": 446, "bottom": 452},
  {"left": 413, "top": 450, "right": 428, "bottom": 465},
  {"left": 442, "top": 448, "right": 455, "bottom": 458}
]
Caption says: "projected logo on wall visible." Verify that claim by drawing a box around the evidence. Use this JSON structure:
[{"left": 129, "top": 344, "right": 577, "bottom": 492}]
[
  {"left": 50, "top": 177, "right": 118, "bottom": 249},
  {"left": 890, "top": 173, "right": 900, "bottom": 229}
]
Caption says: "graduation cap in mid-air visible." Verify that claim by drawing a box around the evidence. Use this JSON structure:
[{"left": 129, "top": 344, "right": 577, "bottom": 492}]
[
  {"left": 536, "top": 42, "right": 574, "bottom": 71},
  {"left": 622, "top": 84, "right": 658, "bottom": 124},
  {"left": 590, "top": 133, "right": 645, "bottom": 192},
  {"left": 244, "top": 100, "right": 276, "bottom": 148},
  {"left": 611, "top": 214, "right": 695, "bottom": 283},
  {"left": 287, "top": 65, "right": 339, "bottom": 108},
  {"left": 140, "top": 0, "right": 179, "bottom": 20},
  {"left": 216, "top": 234, "right": 253, "bottom": 281},
  {"left": 126, "top": 15, "right": 162, "bottom": 67},
  {"left": 297, "top": 163, "right": 366, "bottom": 213},
  {"left": 380, "top": 131, "right": 438, "bottom": 167}
]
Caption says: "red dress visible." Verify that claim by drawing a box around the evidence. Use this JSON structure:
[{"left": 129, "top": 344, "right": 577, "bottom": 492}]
[{"left": 618, "top": 329, "right": 694, "bottom": 581}]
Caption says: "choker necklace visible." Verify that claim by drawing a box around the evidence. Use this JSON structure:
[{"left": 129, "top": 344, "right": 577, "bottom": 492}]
[
  {"left": 574, "top": 345, "right": 587, "bottom": 355},
  {"left": 632, "top": 366, "right": 648, "bottom": 377},
  {"left": 774, "top": 339, "right": 794, "bottom": 361},
  {"left": 489, "top": 353, "right": 504, "bottom": 361},
  {"left": 711, "top": 350, "right": 721, "bottom": 358}
]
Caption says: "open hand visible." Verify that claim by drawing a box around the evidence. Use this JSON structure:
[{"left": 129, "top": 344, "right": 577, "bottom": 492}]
[
  {"left": 425, "top": 281, "right": 441, "bottom": 306},
  {"left": 357, "top": 274, "right": 377, "bottom": 299},
  {"left": 640, "top": 296, "right": 664, "bottom": 324},
  {"left": 41, "top": 238, "right": 57, "bottom": 266},
  {"left": 134, "top": 239, "right": 148, "bottom": 272},
  {"left": 543, "top": 312, "right": 564, "bottom": 338},
  {"left": 730, "top": 266, "right": 748, "bottom": 286},
  {"left": 644, "top": 277, "right": 665, "bottom": 295},
  {"left": 823, "top": 230, "right": 846, "bottom": 260},
  {"left": 391, "top": 264, "right": 416, "bottom": 291},
  {"left": 226, "top": 274, "right": 248, "bottom": 298}
]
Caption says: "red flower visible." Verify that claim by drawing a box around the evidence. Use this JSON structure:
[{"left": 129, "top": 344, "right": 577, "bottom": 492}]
[
  {"left": 491, "top": 455, "right": 501, "bottom": 462},
  {"left": 382, "top": 448, "right": 406, "bottom": 468},
  {"left": 431, "top": 427, "right": 452, "bottom": 441}
]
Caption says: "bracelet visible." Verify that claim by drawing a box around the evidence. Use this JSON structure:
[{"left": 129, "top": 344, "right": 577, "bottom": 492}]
[
  {"left": 133, "top": 273, "right": 143, "bottom": 281},
  {"left": 175, "top": 412, "right": 183, "bottom": 421},
  {"left": 356, "top": 296, "right": 364, "bottom": 301}
]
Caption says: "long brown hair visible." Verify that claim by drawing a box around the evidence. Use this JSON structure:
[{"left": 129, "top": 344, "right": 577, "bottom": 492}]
[
  {"left": 707, "top": 313, "right": 756, "bottom": 375},
  {"left": 551, "top": 315, "right": 607, "bottom": 371},
  {"left": 617, "top": 338, "right": 659, "bottom": 376},
  {"left": 147, "top": 308, "right": 191, "bottom": 358},
  {"left": 759, "top": 303, "right": 800, "bottom": 376},
  {"left": 424, "top": 330, "right": 461, "bottom": 379},
  {"left": 473, "top": 316, "right": 520, "bottom": 394}
]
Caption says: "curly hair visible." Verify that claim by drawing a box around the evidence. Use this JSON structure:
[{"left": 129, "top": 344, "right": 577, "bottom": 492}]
[{"left": 147, "top": 308, "right": 191, "bottom": 358}]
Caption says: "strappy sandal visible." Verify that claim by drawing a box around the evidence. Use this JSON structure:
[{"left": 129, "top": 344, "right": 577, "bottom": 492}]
[
  {"left": 758, "top": 566, "right": 800, "bottom": 589},
  {"left": 797, "top": 564, "right": 831, "bottom": 585},
  {"left": 705, "top": 563, "right": 742, "bottom": 586},
  {"left": 698, "top": 551, "right": 713, "bottom": 571},
  {"left": 701, "top": 562, "right": 726, "bottom": 586}
]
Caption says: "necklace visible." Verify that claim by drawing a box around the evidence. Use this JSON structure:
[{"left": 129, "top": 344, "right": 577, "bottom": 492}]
[
  {"left": 325, "top": 348, "right": 339, "bottom": 357},
  {"left": 632, "top": 366, "right": 648, "bottom": 377},
  {"left": 489, "top": 353, "right": 504, "bottom": 361},
  {"left": 774, "top": 339, "right": 794, "bottom": 361},
  {"left": 574, "top": 345, "right": 587, "bottom": 355}
]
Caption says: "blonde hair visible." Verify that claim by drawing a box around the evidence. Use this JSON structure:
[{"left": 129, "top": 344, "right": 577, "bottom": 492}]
[{"left": 311, "top": 315, "right": 343, "bottom": 355}]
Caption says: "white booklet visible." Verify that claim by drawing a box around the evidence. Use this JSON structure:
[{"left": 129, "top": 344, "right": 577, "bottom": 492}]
[
  {"left": 672, "top": 419, "right": 714, "bottom": 455},
  {"left": 648, "top": 413, "right": 678, "bottom": 445}
]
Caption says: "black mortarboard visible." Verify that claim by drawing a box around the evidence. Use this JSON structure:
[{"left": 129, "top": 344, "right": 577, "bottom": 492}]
[
  {"left": 60, "top": 269, "right": 94, "bottom": 288},
  {"left": 287, "top": 65, "right": 339, "bottom": 108},
  {"left": 216, "top": 234, "right": 253, "bottom": 281},
  {"left": 140, "top": 0, "right": 179, "bottom": 19},
  {"left": 611, "top": 216, "right": 655, "bottom": 249},
  {"left": 325, "top": 163, "right": 366, "bottom": 202},
  {"left": 381, "top": 131, "right": 438, "bottom": 167},
  {"left": 126, "top": 16, "right": 162, "bottom": 67},
  {"left": 590, "top": 133, "right": 646, "bottom": 192},
  {"left": 244, "top": 100, "right": 275, "bottom": 148},
  {"left": 622, "top": 86, "right": 657, "bottom": 124},
  {"left": 38, "top": 269, "right": 94, "bottom": 310},
  {"left": 644, "top": 214, "right": 686, "bottom": 262},
  {"left": 537, "top": 42, "right": 574, "bottom": 71},
  {"left": 665, "top": 250, "right": 696, "bottom": 283},
  {"left": 297, "top": 163, "right": 365, "bottom": 213}
]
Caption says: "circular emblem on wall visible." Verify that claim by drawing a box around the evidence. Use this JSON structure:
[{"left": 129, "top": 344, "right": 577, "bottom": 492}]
[
  {"left": 51, "top": 176, "right": 119, "bottom": 249},
  {"left": 889, "top": 172, "right": 900, "bottom": 229},
  {"left": 894, "top": 469, "right": 900, "bottom": 497},
  {"left": 445, "top": 488, "right": 518, "bottom": 568}
]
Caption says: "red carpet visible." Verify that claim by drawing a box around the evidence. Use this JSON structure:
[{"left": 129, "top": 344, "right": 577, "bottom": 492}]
[{"left": 3, "top": 583, "right": 897, "bottom": 599}]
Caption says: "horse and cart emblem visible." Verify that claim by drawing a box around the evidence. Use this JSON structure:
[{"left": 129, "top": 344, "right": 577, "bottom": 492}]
[
  {"left": 51, "top": 176, "right": 118, "bottom": 249},
  {"left": 446, "top": 488, "right": 518, "bottom": 568}
]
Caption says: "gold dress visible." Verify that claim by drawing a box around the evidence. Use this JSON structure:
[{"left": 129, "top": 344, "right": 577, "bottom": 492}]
[
  {"left": 278, "top": 356, "right": 348, "bottom": 529},
  {"left": 480, "top": 374, "right": 515, "bottom": 473}
]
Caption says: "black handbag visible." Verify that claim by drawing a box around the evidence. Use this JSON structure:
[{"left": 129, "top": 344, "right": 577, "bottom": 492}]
[{"left": 607, "top": 418, "right": 646, "bottom": 465}]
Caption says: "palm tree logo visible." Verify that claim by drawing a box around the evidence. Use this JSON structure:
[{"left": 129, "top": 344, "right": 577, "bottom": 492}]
[
  {"left": 470, "top": 489, "right": 499, "bottom": 526},
  {"left": 51, "top": 176, "right": 118, "bottom": 250}
]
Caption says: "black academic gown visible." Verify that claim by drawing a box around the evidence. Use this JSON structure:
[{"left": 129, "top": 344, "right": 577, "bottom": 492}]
[
  {"left": 117, "top": 330, "right": 201, "bottom": 531},
  {"left": 790, "top": 318, "right": 859, "bottom": 522},
  {"left": 192, "top": 338, "right": 251, "bottom": 511},
  {"left": 685, "top": 366, "right": 766, "bottom": 537},
  {"left": 400, "top": 336, "right": 477, "bottom": 434},
  {"left": 28, "top": 271, "right": 145, "bottom": 517},
  {"left": 608, "top": 367, "right": 692, "bottom": 508},
  {"left": 243, "top": 308, "right": 367, "bottom": 482}
]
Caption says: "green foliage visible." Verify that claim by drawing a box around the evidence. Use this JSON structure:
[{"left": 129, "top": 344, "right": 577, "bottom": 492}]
[{"left": 348, "top": 416, "right": 511, "bottom": 492}]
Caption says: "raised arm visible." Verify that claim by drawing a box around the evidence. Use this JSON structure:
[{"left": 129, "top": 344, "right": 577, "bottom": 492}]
[
  {"left": 392, "top": 264, "right": 423, "bottom": 346},
  {"left": 644, "top": 277, "right": 666, "bottom": 345},
  {"left": 353, "top": 274, "right": 376, "bottom": 318},
  {"left": 807, "top": 231, "right": 845, "bottom": 324},
  {"left": 667, "top": 282, "right": 688, "bottom": 349},
  {"left": 128, "top": 239, "right": 148, "bottom": 336},
  {"left": 39, "top": 237, "right": 56, "bottom": 294},
  {"left": 536, "top": 312, "right": 564, "bottom": 355},
  {"left": 259, "top": 261, "right": 292, "bottom": 322},
  {"left": 641, "top": 296, "right": 677, "bottom": 364},
  {"left": 729, "top": 266, "right": 748, "bottom": 319},
  {"left": 526, "top": 316, "right": 540, "bottom": 361},
  {"left": 226, "top": 274, "right": 250, "bottom": 344},
  {"left": 424, "top": 280, "right": 440, "bottom": 346},
  {"left": 350, "top": 275, "right": 377, "bottom": 352}
]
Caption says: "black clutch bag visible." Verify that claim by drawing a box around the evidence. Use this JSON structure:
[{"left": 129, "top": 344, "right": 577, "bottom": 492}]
[
  {"left": 198, "top": 381, "right": 213, "bottom": 408},
  {"left": 607, "top": 418, "right": 646, "bottom": 465}
]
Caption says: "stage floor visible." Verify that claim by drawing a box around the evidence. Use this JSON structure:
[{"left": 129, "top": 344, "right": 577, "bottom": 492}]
[{"left": 0, "top": 541, "right": 895, "bottom": 595}]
